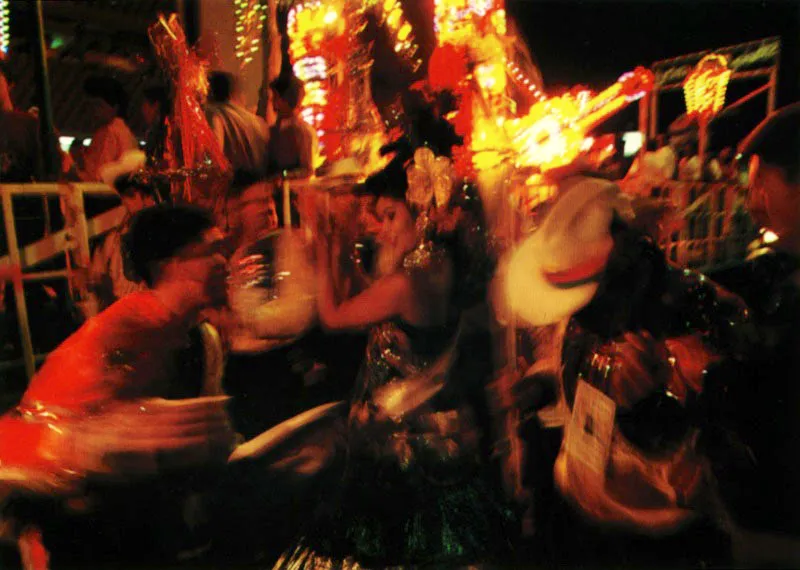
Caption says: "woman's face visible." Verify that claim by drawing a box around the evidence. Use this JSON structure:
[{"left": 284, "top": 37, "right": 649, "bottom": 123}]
[{"left": 374, "top": 197, "right": 416, "bottom": 276}]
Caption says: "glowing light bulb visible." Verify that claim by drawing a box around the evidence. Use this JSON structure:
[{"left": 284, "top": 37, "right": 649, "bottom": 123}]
[{"left": 0, "top": 0, "right": 10, "bottom": 54}]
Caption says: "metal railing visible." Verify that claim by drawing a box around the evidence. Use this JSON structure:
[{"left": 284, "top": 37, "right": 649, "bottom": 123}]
[
  {"left": 0, "top": 182, "right": 122, "bottom": 379},
  {"left": 620, "top": 180, "right": 756, "bottom": 271}
]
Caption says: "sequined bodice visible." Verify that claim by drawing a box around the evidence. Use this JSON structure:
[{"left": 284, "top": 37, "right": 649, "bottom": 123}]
[{"left": 348, "top": 318, "right": 480, "bottom": 482}]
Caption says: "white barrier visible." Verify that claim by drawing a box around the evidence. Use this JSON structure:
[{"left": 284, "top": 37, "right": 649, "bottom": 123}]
[{"left": 0, "top": 183, "right": 121, "bottom": 379}]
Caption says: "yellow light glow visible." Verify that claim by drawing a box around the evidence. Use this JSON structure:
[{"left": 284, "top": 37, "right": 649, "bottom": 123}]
[
  {"left": 434, "top": 0, "right": 504, "bottom": 46},
  {"left": 475, "top": 62, "right": 507, "bottom": 95},
  {"left": 375, "top": 0, "right": 419, "bottom": 68},
  {"left": 233, "top": 0, "right": 265, "bottom": 68},
  {"left": 476, "top": 67, "right": 653, "bottom": 173},
  {"left": 491, "top": 9, "right": 506, "bottom": 35},
  {"left": 397, "top": 22, "right": 412, "bottom": 41},
  {"left": 683, "top": 54, "right": 732, "bottom": 121},
  {"left": 763, "top": 229, "right": 779, "bottom": 244},
  {"left": 0, "top": 0, "right": 9, "bottom": 55}
]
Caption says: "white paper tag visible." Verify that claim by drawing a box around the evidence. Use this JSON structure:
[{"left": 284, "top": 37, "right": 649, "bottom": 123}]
[{"left": 565, "top": 380, "right": 616, "bottom": 482}]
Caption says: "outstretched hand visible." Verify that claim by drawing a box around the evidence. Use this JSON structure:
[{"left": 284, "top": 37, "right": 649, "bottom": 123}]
[{"left": 75, "top": 396, "right": 235, "bottom": 479}]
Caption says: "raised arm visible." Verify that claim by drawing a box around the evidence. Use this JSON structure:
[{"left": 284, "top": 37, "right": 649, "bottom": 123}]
[{"left": 316, "top": 236, "right": 410, "bottom": 331}]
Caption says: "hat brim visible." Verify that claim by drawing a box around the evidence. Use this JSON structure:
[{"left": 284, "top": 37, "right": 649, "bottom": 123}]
[{"left": 504, "top": 230, "right": 602, "bottom": 327}]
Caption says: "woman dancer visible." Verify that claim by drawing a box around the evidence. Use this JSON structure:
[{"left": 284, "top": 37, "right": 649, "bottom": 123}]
[{"left": 274, "top": 154, "right": 512, "bottom": 569}]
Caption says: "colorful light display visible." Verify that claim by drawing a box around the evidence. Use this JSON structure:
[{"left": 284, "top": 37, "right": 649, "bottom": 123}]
[
  {"left": 284, "top": 0, "right": 653, "bottom": 179},
  {"left": 0, "top": 0, "right": 9, "bottom": 55},
  {"left": 287, "top": 0, "right": 345, "bottom": 165},
  {"left": 368, "top": 0, "right": 421, "bottom": 70},
  {"left": 288, "top": 0, "right": 418, "bottom": 168},
  {"left": 234, "top": 0, "right": 267, "bottom": 68},
  {"left": 433, "top": 0, "right": 506, "bottom": 46},
  {"left": 683, "top": 54, "right": 731, "bottom": 121},
  {"left": 499, "top": 67, "right": 654, "bottom": 173}
]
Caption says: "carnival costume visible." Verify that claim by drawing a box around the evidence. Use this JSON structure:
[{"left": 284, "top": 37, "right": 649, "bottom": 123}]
[
  {"left": 275, "top": 295, "right": 511, "bottom": 569},
  {"left": 503, "top": 176, "right": 749, "bottom": 567},
  {"left": 273, "top": 146, "right": 512, "bottom": 569}
]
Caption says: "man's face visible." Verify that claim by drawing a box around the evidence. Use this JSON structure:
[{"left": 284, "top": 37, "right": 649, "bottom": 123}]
[
  {"left": 240, "top": 183, "right": 279, "bottom": 238},
  {"left": 747, "top": 154, "right": 800, "bottom": 243},
  {"left": 169, "top": 228, "right": 230, "bottom": 308}
]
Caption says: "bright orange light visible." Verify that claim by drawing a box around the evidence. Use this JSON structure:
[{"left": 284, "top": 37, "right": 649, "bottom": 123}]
[
  {"left": 288, "top": 1, "right": 347, "bottom": 167},
  {"left": 234, "top": 0, "right": 266, "bottom": 67},
  {"left": 434, "top": 0, "right": 505, "bottom": 46},
  {"left": 373, "top": 0, "right": 420, "bottom": 69},
  {"left": 475, "top": 61, "right": 507, "bottom": 95},
  {"left": 683, "top": 54, "right": 731, "bottom": 121},
  {"left": 489, "top": 67, "right": 653, "bottom": 173}
]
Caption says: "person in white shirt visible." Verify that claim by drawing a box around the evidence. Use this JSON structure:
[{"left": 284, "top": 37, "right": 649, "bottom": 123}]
[
  {"left": 268, "top": 74, "right": 317, "bottom": 178},
  {"left": 628, "top": 137, "right": 675, "bottom": 182},
  {"left": 81, "top": 76, "right": 139, "bottom": 181},
  {"left": 205, "top": 71, "right": 269, "bottom": 175},
  {"left": 678, "top": 140, "right": 702, "bottom": 182}
]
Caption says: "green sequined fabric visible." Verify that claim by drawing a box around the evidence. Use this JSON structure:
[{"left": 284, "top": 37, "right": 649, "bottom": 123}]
[{"left": 273, "top": 320, "right": 514, "bottom": 569}]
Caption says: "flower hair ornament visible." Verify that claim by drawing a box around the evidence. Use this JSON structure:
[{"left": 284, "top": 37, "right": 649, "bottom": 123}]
[{"left": 403, "top": 147, "right": 456, "bottom": 271}]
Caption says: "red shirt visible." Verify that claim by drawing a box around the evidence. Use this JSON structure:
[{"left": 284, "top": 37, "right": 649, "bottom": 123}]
[{"left": 0, "top": 292, "right": 188, "bottom": 472}]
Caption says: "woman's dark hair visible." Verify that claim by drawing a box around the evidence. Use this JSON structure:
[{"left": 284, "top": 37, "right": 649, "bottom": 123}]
[
  {"left": 230, "top": 168, "right": 269, "bottom": 199},
  {"left": 209, "top": 71, "right": 237, "bottom": 104},
  {"left": 122, "top": 205, "right": 215, "bottom": 287},
  {"left": 358, "top": 157, "right": 408, "bottom": 202},
  {"left": 434, "top": 182, "right": 496, "bottom": 311}
]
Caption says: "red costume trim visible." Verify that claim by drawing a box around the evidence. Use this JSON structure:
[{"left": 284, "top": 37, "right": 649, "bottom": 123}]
[{"left": 543, "top": 253, "right": 609, "bottom": 289}]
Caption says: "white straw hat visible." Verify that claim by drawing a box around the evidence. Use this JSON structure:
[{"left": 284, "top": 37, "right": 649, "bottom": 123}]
[{"left": 504, "top": 175, "right": 620, "bottom": 326}]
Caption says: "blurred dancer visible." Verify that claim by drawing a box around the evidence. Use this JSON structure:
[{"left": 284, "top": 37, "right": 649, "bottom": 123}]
[
  {"left": 0, "top": 204, "right": 234, "bottom": 568},
  {"left": 707, "top": 103, "right": 800, "bottom": 567},
  {"left": 274, "top": 152, "right": 513, "bottom": 569},
  {"left": 224, "top": 172, "right": 311, "bottom": 438},
  {"left": 501, "top": 175, "right": 749, "bottom": 568}
]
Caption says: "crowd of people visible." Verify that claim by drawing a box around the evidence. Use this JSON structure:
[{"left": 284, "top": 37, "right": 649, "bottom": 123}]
[
  {"left": 625, "top": 133, "right": 743, "bottom": 192},
  {"left": 1, "top": 47, "right": 800, "bottom": 570}
]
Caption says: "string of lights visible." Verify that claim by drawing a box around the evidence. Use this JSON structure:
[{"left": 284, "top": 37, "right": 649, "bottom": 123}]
[
  {"left": 234, "top": 0, "right": 267, "bottom": 67},
  {"left": 0, "top": 0, "right": 10, "bottom": 56}
]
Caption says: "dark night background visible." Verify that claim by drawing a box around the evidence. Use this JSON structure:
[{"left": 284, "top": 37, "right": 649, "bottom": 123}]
[{"left": 506, "top": 0, "right": 800, "bottom": 148}]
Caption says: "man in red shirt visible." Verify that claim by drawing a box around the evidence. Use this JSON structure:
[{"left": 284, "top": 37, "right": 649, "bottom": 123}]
[{"left": 0, "top": 205, "right": 234, "bottom": 567}]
